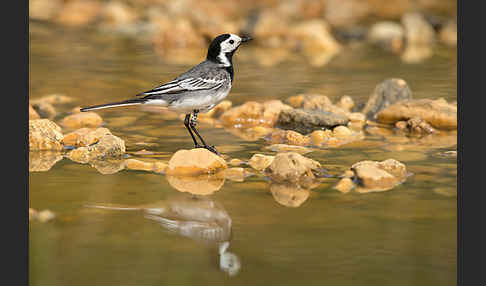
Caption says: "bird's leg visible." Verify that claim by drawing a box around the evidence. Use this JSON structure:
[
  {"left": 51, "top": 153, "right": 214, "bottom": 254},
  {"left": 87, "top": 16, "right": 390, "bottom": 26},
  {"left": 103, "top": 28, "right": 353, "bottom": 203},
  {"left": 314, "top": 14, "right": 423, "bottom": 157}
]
[
  {"left": 184, "top": 113, "right": 201, "bottom": 148},
  {"left": 190, "top": 110, "right": 219, "bottom": 155}
]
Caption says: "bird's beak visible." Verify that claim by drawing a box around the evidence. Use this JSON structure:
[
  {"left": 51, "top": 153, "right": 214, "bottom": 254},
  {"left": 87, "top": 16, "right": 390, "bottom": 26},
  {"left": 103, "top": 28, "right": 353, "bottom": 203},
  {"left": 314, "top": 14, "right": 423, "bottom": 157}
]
[{"left": 240, "top": 36, "right": 252, "bottom": 43}]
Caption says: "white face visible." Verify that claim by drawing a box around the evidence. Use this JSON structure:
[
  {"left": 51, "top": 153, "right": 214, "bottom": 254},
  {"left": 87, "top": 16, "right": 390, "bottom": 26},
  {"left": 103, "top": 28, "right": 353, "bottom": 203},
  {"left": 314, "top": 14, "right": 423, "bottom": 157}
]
[{"left": 217, "top": 34, "right": 242, "bottom": 66}]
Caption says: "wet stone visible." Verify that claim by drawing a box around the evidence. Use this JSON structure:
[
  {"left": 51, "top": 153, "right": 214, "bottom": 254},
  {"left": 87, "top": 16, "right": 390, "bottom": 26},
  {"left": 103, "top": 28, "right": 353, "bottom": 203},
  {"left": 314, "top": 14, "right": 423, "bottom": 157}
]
[
  {"left": 61, "top": 112, "right": 103, "bottom": 129},
  {"left": 350, "top": 159, "right": 408, "bottom": 192},
  {"left": 62, "top": 127, "right": 112, "bottom": 147},
  {"left": 166, "top": 148, "right": 227, "bottom": 176},
  {"left": 248, "top": 154, "right": 275, "bottom": 171},
  {"left": 361, "top": 78, "right": 413, "bottom": 120},
  {"left": 29, "top": 119, "right": 64, "bottom": 151},
  {"left": 276, "top": 108, "right": 349, "bottom": 134},
  {"left": 265, "top": 152, "right": 323, "bottom": 183},
  {"left": 66, "top": 134, "right": 126, "bottom": 163},
  {"left": 32, "top": 102, "right": 56, "bottom": 119},
  {"left": 267, "top": 129, "right": 310, "bottom": 146},
  {"left": 377, "top": 98, "right": 457, "bottom": 130}
]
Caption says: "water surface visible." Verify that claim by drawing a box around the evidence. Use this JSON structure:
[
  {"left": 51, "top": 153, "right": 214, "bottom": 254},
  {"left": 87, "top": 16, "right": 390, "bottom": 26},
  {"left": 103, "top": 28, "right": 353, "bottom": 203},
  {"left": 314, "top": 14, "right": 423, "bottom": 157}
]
[{"left": 29, "top": 22, "right": 457, "bottom": 286}]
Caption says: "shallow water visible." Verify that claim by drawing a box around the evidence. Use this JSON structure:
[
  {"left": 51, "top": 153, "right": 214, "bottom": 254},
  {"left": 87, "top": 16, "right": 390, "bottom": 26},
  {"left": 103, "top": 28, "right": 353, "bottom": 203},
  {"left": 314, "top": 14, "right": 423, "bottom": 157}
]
[{"left": 29, "top": 23, "right": 457, "bottom": 286}]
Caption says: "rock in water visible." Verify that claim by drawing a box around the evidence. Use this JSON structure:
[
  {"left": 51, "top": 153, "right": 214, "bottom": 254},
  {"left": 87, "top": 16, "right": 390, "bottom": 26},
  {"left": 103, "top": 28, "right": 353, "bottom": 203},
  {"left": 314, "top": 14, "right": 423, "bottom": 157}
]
[
  {"left": 61, "top": 112, "right": 103, "bottom": 129},
  {"left": 62, "top": 128, "right": 112, "bottom": 147},
  {"left": 29, "top": 119, "right": 64, "bottom": 151},
  {"left": 276, "top": 108, "right": 349, "bottom": 134},
  {"left": 361, "top": 78, "right": 413, "bottom": 120},
  {"left": 377, "top": 98, "right": 457, "bottom": 130},
  {"left": 269, "top": 183, "right": 310, "bottom": 208},
  {"left": 350, "top": 159, "right": 408, "bottom": 192},
  {"left": 248, "top": 154, "right": 275, "bottom": 171},
  {"left": 265, "top": 152, "right": 323, "bottom": 183},
  {"left": 66, "top": 134, "right": 126, "bottom": 163},
  {"left": 166, "top": 149, "right": 227, "bottom": 176}
]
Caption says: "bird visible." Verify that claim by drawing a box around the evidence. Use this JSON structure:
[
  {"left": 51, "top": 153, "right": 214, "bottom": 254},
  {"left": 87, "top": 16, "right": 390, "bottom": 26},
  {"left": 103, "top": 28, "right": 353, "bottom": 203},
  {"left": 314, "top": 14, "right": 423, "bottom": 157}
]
[{"left": 80, "top": 33, "right": 252, "bottom": 155}]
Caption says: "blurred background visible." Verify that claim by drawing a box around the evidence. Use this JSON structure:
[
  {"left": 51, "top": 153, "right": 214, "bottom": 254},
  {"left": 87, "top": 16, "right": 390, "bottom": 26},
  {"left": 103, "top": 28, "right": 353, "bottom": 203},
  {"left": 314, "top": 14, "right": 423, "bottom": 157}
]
[{"left": 29, "top": 1, "right": 457, "bottom": 286}]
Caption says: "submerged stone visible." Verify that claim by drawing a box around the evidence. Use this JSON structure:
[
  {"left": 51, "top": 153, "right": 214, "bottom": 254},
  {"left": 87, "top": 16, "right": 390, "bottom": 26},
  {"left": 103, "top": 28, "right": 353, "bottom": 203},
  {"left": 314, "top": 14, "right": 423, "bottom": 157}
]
[
  {"left": 265, "top": 152, "right": 323, "bottom": 183},
  {"left": 29, "top": 119, "right": 64, "bottom": 151}
]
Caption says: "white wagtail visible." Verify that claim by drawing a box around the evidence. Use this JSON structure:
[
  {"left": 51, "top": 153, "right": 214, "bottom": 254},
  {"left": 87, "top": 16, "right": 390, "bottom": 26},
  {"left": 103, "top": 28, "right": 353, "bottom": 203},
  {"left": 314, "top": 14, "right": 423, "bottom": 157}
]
[{"left": 81, "top": 33, "right": 252, "bottom": 155}]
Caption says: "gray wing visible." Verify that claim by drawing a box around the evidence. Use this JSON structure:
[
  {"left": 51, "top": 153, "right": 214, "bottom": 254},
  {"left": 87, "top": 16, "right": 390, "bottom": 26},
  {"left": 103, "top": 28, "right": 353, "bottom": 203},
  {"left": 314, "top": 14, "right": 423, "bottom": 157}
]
[{"left": 137, "top": 61, "right": 226, "bottom": 97}]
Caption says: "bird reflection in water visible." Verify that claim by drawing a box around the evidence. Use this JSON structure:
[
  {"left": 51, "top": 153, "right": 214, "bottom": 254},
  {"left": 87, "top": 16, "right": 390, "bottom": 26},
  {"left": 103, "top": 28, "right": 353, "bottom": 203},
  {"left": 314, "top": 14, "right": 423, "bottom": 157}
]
[
  {"left": 143, "top": 195, "right": 240, "bottom": 277},
  {"left": 87, "top": 173, "right": 240, "bottom": 277}
]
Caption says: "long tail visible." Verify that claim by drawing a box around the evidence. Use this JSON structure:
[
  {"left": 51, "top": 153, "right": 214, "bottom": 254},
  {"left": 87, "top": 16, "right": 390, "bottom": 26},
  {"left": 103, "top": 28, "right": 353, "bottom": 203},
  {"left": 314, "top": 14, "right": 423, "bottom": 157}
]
[{"left": 80, "top": 98, "right": 147, "bottom": 112}]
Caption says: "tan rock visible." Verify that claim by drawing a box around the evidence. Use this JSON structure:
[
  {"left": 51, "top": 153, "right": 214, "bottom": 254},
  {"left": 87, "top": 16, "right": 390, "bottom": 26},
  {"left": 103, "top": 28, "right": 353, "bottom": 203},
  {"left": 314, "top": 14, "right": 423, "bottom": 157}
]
[
  {"left": 220, "top": 101, "right": 265, "bottom": 128},
  {"left": 62, "top": 128, "right": 112, "bottom": 147},
  {"left": 264, "top": 144, "right": 311, "bottom": 155},
  {"left": 29, "top": 151, "right": 63, "bottom": 172},
  {"left": 37, "top": 210, "right": 56, "bottom": 223},
  {"left": 29, "top": 208, "right": 37, "bottom": 221},
  {"left": 310, "top": 130, "right": 333, "bottom": 146},
  {"left": 248, "top": 154, "right": 275, "bottom": 171},
  {"left": 29, "top": 119, "right": 64, "bottom": 151},
  {"left": 29, "top": 105, "right": 40, "bottom": 120},
  {"left": 286, "top": 95, "right": 305, "bottom": 108},
  {"left": 262, "top": 100, "right": 293, "bottom": 126},
  {"left": 200, "top": 100, "right": 233, "bottom": 118},
  {"left": 30, "top": 94, "right": 73, "bottom": 105},
  {"left": 166, "top": 149, "right": 227, "bottom": 176},
  {"left": 268, "top": 129, "right": 310, "bottom": 146},
  {"left": 101, "top": 1, "right": 139, "bottom": 28},
  {"left": 61, "top": 112, "right": 103, "bottom": 129},
  {"left": 265, "top": 152, "right": 322, "bottom": 183},
  {"left": 153, "top": 162, "right": 168, "bottom": 174},
  {"left": 334, "top": 178, "right": 355, "bottom": 193},
  {"left": 336, "top": 95, "right": 355, "bottom": 111},
  {"left": 31, "top": 102, "right": 56, "bottom": 119},
  {"left": 401, "top": 12, "right": 436, "bottom": 46},
  {"left": 289, "top": 20, "right": 341, "bottom": 67},
  {"left": 377, "top": 98, "right": 457, "bottom": 130},
  {"left": 368, "top": 21, "right": 405, "bottom": 53},
  {"left": 56, "top": 0, "right": 102, "bottom": 27},
  {"left": 228, "top": 158, "right": 244, "bottom": 167},
  {"left": 269, "top": 184, "right": 310, "bottom": 208},
  {"left": 350, "top": 159, "right": 407, "bottom": 191},
  {"left": 66, "top": 134, "right": 125, "bottom": 163},
  {"left": 333, "top": 126, "right": 353, "bottom": 138},
  {"left": 439, "top": 20, "right": 457, "bottom": 46},
  {"left": 166, "top": 173, "right": 225, "bottom": 195},
  {"left": 29, "top": 0, "right": 63, "bottom": 21}
]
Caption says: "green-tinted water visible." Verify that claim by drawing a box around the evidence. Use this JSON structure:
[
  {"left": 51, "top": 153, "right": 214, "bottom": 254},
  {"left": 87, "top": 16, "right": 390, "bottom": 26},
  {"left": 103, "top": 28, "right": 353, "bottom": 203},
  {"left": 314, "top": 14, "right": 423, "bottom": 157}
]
[{"left": 29, "top": 22, "right": 457, "bottom": 286}]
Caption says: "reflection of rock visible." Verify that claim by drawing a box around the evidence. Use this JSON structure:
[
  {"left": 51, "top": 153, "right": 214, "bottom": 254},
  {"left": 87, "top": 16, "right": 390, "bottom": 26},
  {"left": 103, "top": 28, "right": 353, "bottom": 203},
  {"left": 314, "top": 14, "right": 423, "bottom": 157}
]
[
  {"left": 269, "top": 183, "right": 310, "bottom": 208},
  {"left": 166, "top": 149, "right": 227, "bottom": 176},
  {"left": 265, "top": 152, "right": 324, "bottom": 183},
  {"left": 90, "top": 159, "right": 125, "bottom": 175},
  {"left": 29, "top": 151, "right": 63, "bottom": 172},
  {"left": 377, "top": 98, "right": 457, "bottom": 130},
  {"left": 166, "top": 172, "right": 225, "bottom": 195},
  {"left": 361, "top": 78, "right": 412, "bottom": 120},
  {"left": 29, "top": 119, "right": 64, "bottom": 151},
  {"left": 224, "top": 168, "right": 251, "bottom": 182}
]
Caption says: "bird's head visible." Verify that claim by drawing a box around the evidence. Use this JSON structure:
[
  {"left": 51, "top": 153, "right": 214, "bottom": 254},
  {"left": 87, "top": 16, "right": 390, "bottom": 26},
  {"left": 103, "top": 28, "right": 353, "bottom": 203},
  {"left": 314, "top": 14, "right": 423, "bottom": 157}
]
[{"left": 207, "top": 33, "right": 252, "bottom": 67}]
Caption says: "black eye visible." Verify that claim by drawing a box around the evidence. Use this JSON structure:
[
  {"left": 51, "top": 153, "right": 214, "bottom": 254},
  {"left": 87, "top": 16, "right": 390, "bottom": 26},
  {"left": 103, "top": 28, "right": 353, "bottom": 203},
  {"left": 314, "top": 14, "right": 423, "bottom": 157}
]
[{"left": 229, "top": 40, "right": 234, "bottom": 44}]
